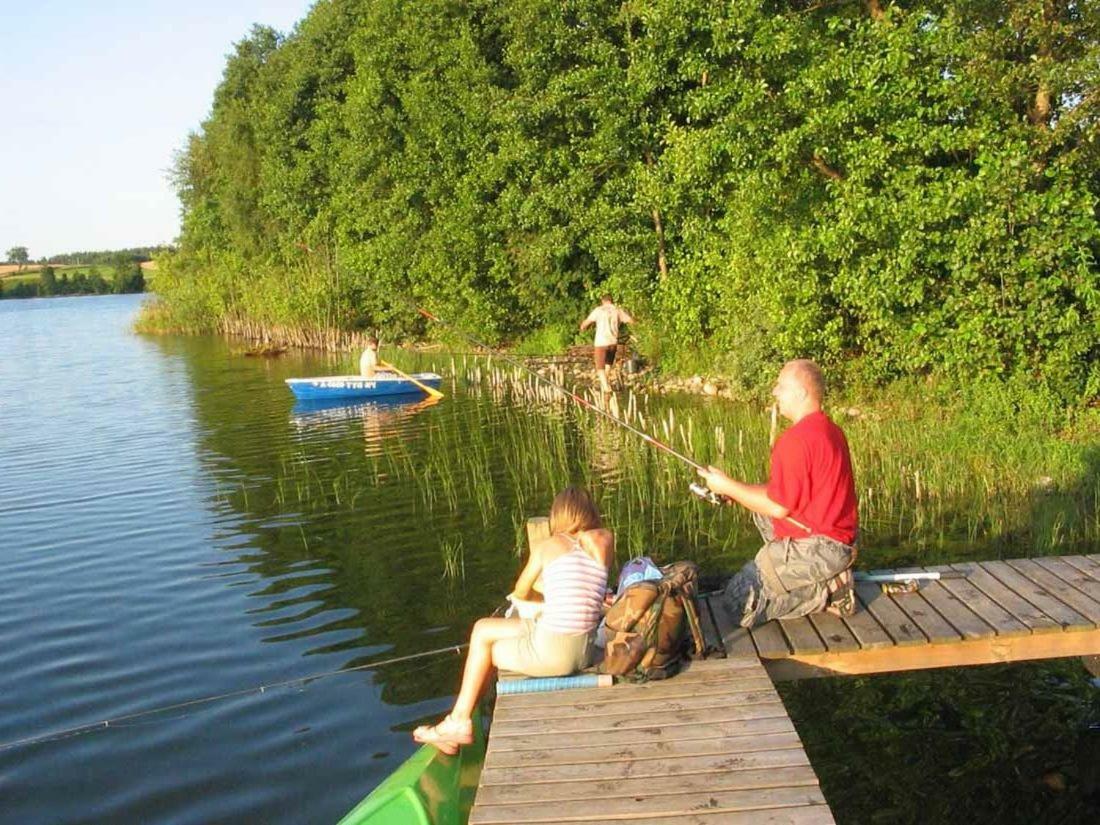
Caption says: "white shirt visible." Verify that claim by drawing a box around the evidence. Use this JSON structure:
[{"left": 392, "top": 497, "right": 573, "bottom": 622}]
[
  {"left": 585, "top": 304, "right": 631, "bottom": 347},
  {"left": 359, "top": 348, "right": 378, "bottom": 377}
]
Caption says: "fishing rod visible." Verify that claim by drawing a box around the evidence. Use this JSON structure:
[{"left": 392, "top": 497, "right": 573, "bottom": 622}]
[
  {"left": 0, "top": 641, "right": 470, "bottom": 754},
  {"left": 416, "top": 307, "right": 811, "bottom": 531},
  {"left": 855, "top": 571, "right": 964, "bottom": 583}
]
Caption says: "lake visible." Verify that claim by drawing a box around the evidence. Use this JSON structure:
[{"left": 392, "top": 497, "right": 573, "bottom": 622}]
[{"left": 0, "top": 294, "right": 1095, "bottom": 823}]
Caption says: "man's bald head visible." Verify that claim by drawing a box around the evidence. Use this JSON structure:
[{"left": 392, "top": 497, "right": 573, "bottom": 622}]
[
  {"left": 772, "top": 359, "right": 825, "bottom": 422},
  {"left": 783, "top": 359, "right": 825, "bottom": 402}
]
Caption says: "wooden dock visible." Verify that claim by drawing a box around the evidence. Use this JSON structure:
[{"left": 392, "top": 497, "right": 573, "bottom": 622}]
[
  {"left": 471, "top": 656, "right": 834, "bottom": 824},
  {"left": 469, "top": 552, "right": 1100, "bottom": 823},
  {"left": 702, "top": 554, "right": 1100, "bottom": 681}
]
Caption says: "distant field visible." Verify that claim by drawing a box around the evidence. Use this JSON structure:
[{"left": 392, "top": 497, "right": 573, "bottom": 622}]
[
  {"left": 1, "top": 273, "right": 40, "bottom": 287},
  {"left": 0, "top": 263, "right": 119, "bottom": 279}
]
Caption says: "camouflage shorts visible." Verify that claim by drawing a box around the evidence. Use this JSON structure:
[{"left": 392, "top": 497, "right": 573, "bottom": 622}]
[{"left": 723, "top": 512, "right": 854, "bottom": 628}]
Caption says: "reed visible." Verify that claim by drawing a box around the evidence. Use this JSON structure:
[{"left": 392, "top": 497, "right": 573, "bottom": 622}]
[{"left": 243, "top": 349, "right": 1095, "bottom": 581}]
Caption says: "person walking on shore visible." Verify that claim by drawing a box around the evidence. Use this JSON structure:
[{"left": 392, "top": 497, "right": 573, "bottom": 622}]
[
  {"left": 580, "top": 295, "right": 634, "bottom": 393},
  {"left": 697, "top": 359, "right": 859, "bottom": 626}
]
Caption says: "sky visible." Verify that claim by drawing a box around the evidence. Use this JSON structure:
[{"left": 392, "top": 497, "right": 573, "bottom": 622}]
[{"left": 0, "top": 1, "right": 316, "bottom": 260}]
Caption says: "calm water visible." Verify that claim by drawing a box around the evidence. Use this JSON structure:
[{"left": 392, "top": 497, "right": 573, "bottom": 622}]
[
  {"left": 0, "top": 295, "right": 1096, "bottom": 824},
  {"left": 0, "top": 295, "right": 526, "bottom": 823}
]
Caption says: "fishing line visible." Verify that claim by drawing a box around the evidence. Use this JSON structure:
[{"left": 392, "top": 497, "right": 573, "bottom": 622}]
[{"left": 0, "top": 641, "right": 469, "bottom": 754}]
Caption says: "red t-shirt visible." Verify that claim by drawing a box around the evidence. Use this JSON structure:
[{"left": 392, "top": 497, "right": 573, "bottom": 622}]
[{"left": 767, "top": 411, "right": 858, "bottom": 545}]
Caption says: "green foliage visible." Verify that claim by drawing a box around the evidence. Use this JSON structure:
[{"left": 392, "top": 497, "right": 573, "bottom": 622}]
[
  {"left": 512, "top": 322, "right": 577, "bottom": 355},
  {"left": 153, "top": 0, "right": 1099, "bottom": 404},
  {"left": 38, "top": 266, "right": 56, "bottom": 296}
]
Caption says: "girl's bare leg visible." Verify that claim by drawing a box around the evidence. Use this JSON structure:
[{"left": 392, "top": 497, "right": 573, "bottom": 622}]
[{"left": 450, "top": 617, "right": 525, "bottom": 720}]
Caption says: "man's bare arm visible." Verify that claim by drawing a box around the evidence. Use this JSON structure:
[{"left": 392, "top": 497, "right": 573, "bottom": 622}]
[{"left": 697, "top": 466, "right": 790, "bottom": 518}]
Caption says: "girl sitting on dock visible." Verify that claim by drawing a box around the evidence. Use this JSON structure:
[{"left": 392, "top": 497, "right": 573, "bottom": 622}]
[{"left": 413, "top": 486, "right": 613, "bottom": 754}]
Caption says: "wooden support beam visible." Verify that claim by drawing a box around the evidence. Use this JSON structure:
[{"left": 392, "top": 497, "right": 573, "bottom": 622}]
[{"left": 763, "top": 627, "right": 1100, "bottom": 681}]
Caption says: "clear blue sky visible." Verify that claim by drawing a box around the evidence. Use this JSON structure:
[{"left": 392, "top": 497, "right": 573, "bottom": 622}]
[{"left": 0, "top": 1, "right": 316, "bottom": 260}]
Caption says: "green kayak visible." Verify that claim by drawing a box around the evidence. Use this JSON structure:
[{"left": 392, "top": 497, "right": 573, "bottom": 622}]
[{"left": 337, "top": 710, "right": 487, "bottom": 825}]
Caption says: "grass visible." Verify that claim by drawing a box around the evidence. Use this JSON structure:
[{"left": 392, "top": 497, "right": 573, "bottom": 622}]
[{"left": 249, "top": 348, "right": 1097, "bottom": 579}]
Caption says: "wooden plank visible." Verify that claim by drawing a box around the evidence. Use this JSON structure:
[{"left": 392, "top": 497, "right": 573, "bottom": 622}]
[
  {"left": 982, "top": 560, "right": 1092, "bottom": 629},
  {"left": 528, "top": 807, "right": 835, "bottom": 825},
  {"left": 1027, "top": 557, "right": 1100, "bottom": 614},
  {"left": 765, "top": 626, "right": 1100, "bottom": 681},
  {"left": 908, "top": 575, "right": 996, "bottom": 641},
  {"left": 484, "top": 733, "right": 805, "bottom": 769},
  {"left": 890, "top": 590, "right": 960, "bottom": 643},
  {"left": 885, "top": 567, "right": 963, "bottom": 643},
  {"left": 836, "top": 598, "right": 894, "bottom": 649},
  {"left": 706, "top": 594, "right": 757, "bottom": 658},
  {"left": 480, "top": 747, "right": 810, "bottom": 786},
  {"left": 751, "top": 621, "right": 792, "bottom": 658},
  {"left": 496, "top": 675, "right": 774, "bottom": 711},
  {"left": 1061, "top": 555, "right": 1100, "bottom": 582},
  {"left": 497, "top": 679, "right": 777, "bottom": 713},
  {"left": 806, "top": 612, "right": 860, "bottom": 652},
  {"left": 485, "top": 717, "right": 796, "bottom": 755},
  {"left": 486, "top": 721, "right": 796, "bottom": 761},
  {"left": 494, "top": 689, "right": 780, "bottom": 722},
  {"left": 854, "top": 580, "right": 927, "bottom": 646},
  {"left": 948, "top": 562, "right": 1062, "bottom": 633},
  {"left": 468, "top": 785, "right": 827, "bottom": 823},
  {"left": 475, "top": 765, "right": 821, "bottom": 805},
  {"left": 490, "top": 702, "right": 788, "bottom": 737},
  {"left": 566, "top": 810, "right": 832, "bottom": 825},
  {"left": 926, "top": 564, "right": 1029, "bottom": 637},
  {"left": 779, "top": 617, "right": 827, "bottom": 655}
]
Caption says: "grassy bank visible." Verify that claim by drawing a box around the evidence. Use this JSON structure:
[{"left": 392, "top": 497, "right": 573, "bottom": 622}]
[{"left": 262, "top": 349, "right": 1099, "bottom": 565}]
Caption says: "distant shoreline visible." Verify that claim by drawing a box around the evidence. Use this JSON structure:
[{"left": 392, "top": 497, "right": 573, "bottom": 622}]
[{"left": 0, "top": 260, "right": 156, "bottom": 278}]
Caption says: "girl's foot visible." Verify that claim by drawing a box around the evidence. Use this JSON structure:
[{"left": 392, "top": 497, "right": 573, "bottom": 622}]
[{"left": 412, "top": 714, "right": 473, "bottom": 755}]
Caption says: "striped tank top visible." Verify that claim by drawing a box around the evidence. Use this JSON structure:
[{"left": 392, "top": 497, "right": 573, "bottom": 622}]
[{"left": 538, "top": 541, "right": 608, "bottom": 635}]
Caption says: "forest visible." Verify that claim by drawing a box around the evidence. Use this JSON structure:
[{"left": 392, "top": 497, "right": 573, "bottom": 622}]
[{"left": 146, "top": 0, "right": 1098, "bottom": 405}]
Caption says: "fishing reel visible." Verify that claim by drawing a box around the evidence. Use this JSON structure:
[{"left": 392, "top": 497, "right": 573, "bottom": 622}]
[{"left": 688, "top": 482, "right": 731, "bottom": 507}]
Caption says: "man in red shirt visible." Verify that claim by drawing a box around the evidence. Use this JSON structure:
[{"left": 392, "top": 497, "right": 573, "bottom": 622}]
[{"left": 698, "top": 359, "right": 859, "bottom": 626}]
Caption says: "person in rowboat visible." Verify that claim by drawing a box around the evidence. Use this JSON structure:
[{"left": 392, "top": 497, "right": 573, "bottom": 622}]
[
  {"left": 413, "top": 486, "right": 612, "bottom": 754},
  {"left": 359, "top": 336, "right": 379, "bottom": 378},
  {"left": 697, "top": 359, "right": 859, "bottom": 626},
  {"left": 580, "top": 294, "right": 634, "bottom": 393}
]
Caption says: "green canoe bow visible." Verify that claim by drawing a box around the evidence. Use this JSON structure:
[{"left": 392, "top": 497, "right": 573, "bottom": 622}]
[{"left": 338, "top": 711, "right": 486, "bottom": 825}]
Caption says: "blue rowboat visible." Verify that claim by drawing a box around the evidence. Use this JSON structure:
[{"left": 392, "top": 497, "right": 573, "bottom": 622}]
[{"left": 285, "top": 372, "right": 443, "bottom": 400}]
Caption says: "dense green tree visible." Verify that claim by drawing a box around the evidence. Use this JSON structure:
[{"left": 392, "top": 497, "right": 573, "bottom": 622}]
[
  {"left": 149, "top": 0, "right": 1099, "bottom": 402},
  {"left": 38, "top": 265, "right": 56, "bottom": 296}
]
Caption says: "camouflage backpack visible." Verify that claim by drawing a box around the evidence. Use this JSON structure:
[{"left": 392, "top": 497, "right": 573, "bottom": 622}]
[{"left": 600, "top": 561, "right": 707, "bottom": 682}]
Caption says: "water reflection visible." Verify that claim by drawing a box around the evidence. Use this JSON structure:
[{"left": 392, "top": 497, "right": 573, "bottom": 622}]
[{"left": 6, "top": 297, "right": 1094, "bottom": 823}]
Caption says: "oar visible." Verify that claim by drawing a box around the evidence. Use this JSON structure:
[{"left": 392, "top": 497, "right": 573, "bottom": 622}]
[{"left": 379, "top": 359, "right": 444, "bottom": 399}]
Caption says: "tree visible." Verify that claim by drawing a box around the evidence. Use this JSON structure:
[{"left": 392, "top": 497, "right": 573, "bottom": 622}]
[
  {"left": 6, "top": 246, "right": 28, "bottom": 270},
  {"left": 38, "top": 265, "right": 56, "bottom": 296}
]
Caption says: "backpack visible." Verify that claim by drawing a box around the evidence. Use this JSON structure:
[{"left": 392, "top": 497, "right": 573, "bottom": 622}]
[{"left": 599, "top": 560, "right": 707, "bottom": 682}]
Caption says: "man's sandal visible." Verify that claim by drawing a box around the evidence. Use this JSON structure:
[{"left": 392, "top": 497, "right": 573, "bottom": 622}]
[
  {"left": 825, "top": 571, "right": 857, "bottom": 618},
  {"left": 412, "top": 715, "right": 473, "bottom": 755}
]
